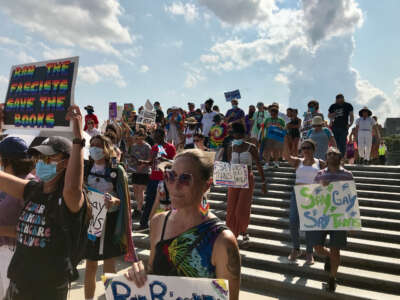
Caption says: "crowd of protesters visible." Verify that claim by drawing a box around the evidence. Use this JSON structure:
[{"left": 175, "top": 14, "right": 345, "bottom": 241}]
[{"left": 0, "top": 93, "right": 389, "bottom": 299}]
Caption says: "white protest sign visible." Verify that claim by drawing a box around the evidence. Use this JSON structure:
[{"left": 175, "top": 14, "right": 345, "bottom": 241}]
[
  {"left": 213, "top": 161, "right": 249, "bottom": 188},
  {"left": 87, "top": 187, "right": 107, "bottom": 238},
  {"left": 105, "top": 274, "right": 229, "bottom": 300},
  {"left": 294, "top": 180, "right": 361, "bottom": 231},
  {"left": 137, "top": 110, "right": 156, "bottom": 125}
]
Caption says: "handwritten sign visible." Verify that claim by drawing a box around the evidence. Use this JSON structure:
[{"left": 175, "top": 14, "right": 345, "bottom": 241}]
[
  {"left": 213, "top": 161, "right": 249, "bottom": 188},
  {"left": 109, "top": 102, "right": 117, "bottom": 120},
  {"left": 267, "top": 126, "right": 286, "bottom": 142},
  {"left": 87, "top": 187, "right": 107, "bottom": 239},
  {"left": 294, "top": 180, "right": 361, "bottom": 231},
  {"left": 224, "top": 89, "right": 241, "bottom": 102},
  {"left": 123, "top": 103, "right": 134, "bottom": 121},
  {"left": 105, "top": 275, "right": 229, "bottom": 300},
  {"left": 3, "top": 57, "right": 79, "bottom": 131}
]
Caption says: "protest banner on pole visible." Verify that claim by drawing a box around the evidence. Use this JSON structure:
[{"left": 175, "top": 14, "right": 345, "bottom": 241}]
[
  {"left": 224, "top": 89, "right": 241, "bottom": 102},
  {"left": 294, "top": 180, "right": 361, "bottom": 231},
  {"left": 105, "top": 274, "right": 229, "bottom": 300},
  {"left": 87, "top": 187, "right": 107, "bottom": 240},
  {"left": 3, "top": 57, "right": 79, "bottom": 131},
  {"left": 213, "top": 161, "right": 249, "bottom": 188},
  {"left": 137, "top": 100, "right": 156, "bottom": 125},
  {"left": 122, "top": 103, "right": 134, "bottom": 122}
]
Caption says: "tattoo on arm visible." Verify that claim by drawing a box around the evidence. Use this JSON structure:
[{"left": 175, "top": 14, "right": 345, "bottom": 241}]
[{"left": 226, "top": 245, "right": 240, "bottom": 279}]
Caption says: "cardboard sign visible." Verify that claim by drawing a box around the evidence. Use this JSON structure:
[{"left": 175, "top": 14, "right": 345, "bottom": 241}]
[
  {"left": 213, "top": 161, "right": 249, "bottom": 188},
  {"left": 224, "top": 89, "right": 241, "bottom": 102},
  {"left": 117, "top": 105, "right": 123, "bottom": 120},
  {"left": 109, "top": 102, "right": 117, "bottom": 120},
  {"left": 294, "top": 180, "right": 361, "bottom": 231},
  {"left": 267, "top": 126, "right": 286, "bottom": 142},
  {"left": 87, "top": 187, "right": 107, "bottom": 239},
  {"left": 123, "top": 103, "right": 134, "bottom": 121},
  {"left": 3, "top": 57, "right": 79, "bottom": 131},
  {"left": 105, "top": 275, "right": 229, "bottom": 300}
]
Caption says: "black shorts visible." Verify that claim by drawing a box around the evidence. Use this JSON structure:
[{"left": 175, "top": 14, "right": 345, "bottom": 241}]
[{"left": 131, "top": 173, "right": 150, "bottom": 186}]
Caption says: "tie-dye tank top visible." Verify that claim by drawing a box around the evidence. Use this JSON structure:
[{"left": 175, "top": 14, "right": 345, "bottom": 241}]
[{"left": 153, "top": 211, "right": 226, "bottom": 278}]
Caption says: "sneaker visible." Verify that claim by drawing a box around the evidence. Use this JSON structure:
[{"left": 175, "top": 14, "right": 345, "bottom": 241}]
[
  {"left": 326, "top": 277, "right": 337, "bottom": 292},
  {"left": 273, "top": 161, "right": 279, "bottom": 168},
  {"left": 241, "top": 233, "right": 250, "bottom": 247},
  {"left": 324, "top": 256, "right": 331, "bottom": 273}
]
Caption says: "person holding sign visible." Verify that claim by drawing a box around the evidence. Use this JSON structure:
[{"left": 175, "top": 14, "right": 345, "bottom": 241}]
[
  {"left": 83, "top": 134, "right": 134, "bottom": 300},
  {"left": 283, "top": 136, "right": 326, "bottom": 265},
  {"left": 0, "top": 105, "right": 87, "bottom": 300},
  {"left": 309, "top": 147, "right": 354, "bottom": 292},
  {"left": 126, "top": 149, "right": 241, "bottom": 300},
  {"left": 262, "top": 106, "right": 286, "bottom": 169},
  {"left": 226, "top": 123, "right": 266, "bottom": 244}
]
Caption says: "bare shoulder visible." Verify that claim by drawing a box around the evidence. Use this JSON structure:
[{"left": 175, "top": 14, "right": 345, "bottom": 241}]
[
  {"left": 214, "top": 229, "right": 239, "bottom": 255},
  {"left": 149, "top": 211, "right": 170, "bottom": 242}
]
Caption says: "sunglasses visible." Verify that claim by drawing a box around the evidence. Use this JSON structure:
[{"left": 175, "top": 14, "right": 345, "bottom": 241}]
[
  {"left": 164, "top": 170, "right": 193, "bottom": 186},
  {"left": 301, "top": 146, "right": 313, "bottom": 150}
]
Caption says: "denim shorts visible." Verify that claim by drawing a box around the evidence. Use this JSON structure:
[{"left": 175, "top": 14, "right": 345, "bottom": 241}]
[{"left": 307, "top": 230, "right": 348, "bottom": 249}]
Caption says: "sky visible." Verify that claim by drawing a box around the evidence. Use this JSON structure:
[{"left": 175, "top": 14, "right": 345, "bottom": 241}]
[{"left": 0, "top": 0, "right": 399, "bottom": 124}]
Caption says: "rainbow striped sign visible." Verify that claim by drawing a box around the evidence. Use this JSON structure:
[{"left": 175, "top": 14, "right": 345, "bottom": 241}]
[{"left": 3, "top": 56, "right": 79, "bottom": 131}]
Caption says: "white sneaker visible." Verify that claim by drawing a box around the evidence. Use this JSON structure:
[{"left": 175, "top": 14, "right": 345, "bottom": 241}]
[{"left": 273, "top": 161, "right": 279, "bottom": 168}]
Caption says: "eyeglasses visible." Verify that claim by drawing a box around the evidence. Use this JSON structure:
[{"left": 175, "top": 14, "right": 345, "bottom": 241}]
[
  {"left": 164, "top": 170, "right": 193, "bottom": 186},
  {"left": 301, "top": 146, "right": 313, "bottom": 150}
]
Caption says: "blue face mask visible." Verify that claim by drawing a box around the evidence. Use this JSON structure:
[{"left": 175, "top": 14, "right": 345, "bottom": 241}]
[
  {"left": 309, "top": 107, "right": 315, "bottom": 113},
  {"left": 89, "top": 147, "right": 105, "bottom": 161},
  {"left": 232, "top": 139, "right": 243, "bottom": 146},
  {"left": 36, "top": 160, "right": 58, "bottom": 182},
  {"left": 232, "top": 105, "right": 238, "bottom": 109}
]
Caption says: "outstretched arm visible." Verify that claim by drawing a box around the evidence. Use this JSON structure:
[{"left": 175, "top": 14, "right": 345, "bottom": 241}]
[{"left": 63, "top": 105, "right": 85, "bottom": 213}]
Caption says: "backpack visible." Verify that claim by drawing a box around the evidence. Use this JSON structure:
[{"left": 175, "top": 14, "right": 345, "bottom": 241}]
[{"left": 84, "top": 159, "right": 119, "bottom": 192}]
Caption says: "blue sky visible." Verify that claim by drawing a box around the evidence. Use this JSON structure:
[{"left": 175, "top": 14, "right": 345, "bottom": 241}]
[{"left": 0, "top": 0, "right": 399, "bottom": 124}]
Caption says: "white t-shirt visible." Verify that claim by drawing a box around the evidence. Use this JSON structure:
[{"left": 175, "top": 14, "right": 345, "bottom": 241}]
[
  {"left": 356, "top": 117, "right": 375, "bottom": 131},
  {"left": 184, "top": 127, "right": 201, "bottom": 145},
  {"left": 88, "top": 164, "right": 114, "bottom": 194},
  {"left": 201, "top": 111, "right": 217, "bottom": 137},
  {"left": 86, "top": 127, "right": 101, "bottom": 137}
]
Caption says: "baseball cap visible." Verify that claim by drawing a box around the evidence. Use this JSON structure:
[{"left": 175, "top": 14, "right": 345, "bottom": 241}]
[
  {"left": 312, "top": 116, "right": 324, "bottom": 126},
  {"left": 30, "top": 136, "right": 72, "bottom": 156},
  {"left": 0, "top": 137, "right": 29, "bottom": 159}
]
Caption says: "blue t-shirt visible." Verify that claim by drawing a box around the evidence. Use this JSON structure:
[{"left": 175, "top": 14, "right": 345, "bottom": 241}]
[
  {"left": 307, "top": 127, "right": 333, "bottom": 160},
  {"left": 225, "top": 108, "right": 245, "bottom": 123}
]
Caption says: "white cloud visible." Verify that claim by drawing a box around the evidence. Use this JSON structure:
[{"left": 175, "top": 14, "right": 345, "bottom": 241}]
[
  {"left": 184, "top": 66, "right": 205, "bottom": 88},
  {"left": 79, "top": 64, "right": 127, "bottom": 87},
  {"left": 198, "top": 0, "right": 277, "bottom": 25},
  {"left": 40, "top": 43, "right": 74, "bottom": 60},
  {"left": 274, "top": 73, "right": 288, "bottom": 84},
  {"left": 139, "top": 65, "right": 149, "bottom": 73},
  {"left": 0, "top": 0, "right": 133, "bottom": 55},
  {"left": 165, "top": 2, "right": 199, "bottom": 23},
  {"left": 0, "top": 75, "right": 7, "bottom": 84},
  {"left": 0, "top": 75, "right": 8, "bottom": 102},
  {"left": 200, "top": 54, "right": 219, "bottom": 64},
  {"left": 302, "top": 0, "right": 363, "bottom": 45},
  {"left": 0, "top": 36, "right": 22, "bottom": 46}
]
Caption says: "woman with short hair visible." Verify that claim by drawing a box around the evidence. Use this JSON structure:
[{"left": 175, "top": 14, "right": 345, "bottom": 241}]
[
  {"left": 284, "top": 136, "right": 326, "bottom": 265},
  {"left": 127, "top": 149, "right": 241, "bottom": 300}
]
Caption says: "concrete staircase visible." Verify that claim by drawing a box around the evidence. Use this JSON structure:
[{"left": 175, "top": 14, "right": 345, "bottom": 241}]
[{"left": 130, "top": 163, "right": 400, "bottom": 300}]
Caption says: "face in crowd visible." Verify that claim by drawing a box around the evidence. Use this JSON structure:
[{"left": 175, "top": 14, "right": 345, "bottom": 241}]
[{"left": 164, "top": 150, "right": 212, "bottom": 211}]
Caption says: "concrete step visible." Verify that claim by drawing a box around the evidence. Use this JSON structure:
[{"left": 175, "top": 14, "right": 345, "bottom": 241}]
[
  {"left": 211, "top": 185, "right": 400, "bottom": 201},
  {"left": 132, "top": 234, "right": 400, "bottom": 299},
  {"left": 212, "top": 208, "right": 400, "bottom": 236},
  {"left": 209, "top": 198, "right": 400, "bottom": 221},
  {"left": 256, "top": 168, "right": 400, "bottom": 179},
  {"left": 209, "top": 191, "right": 400, "bottom": 211},
  {"left": 265, "top": 162, "right": 400, "bottom": 173},
  {"left": 263, "top": 176, "right": 400, "bottom": 190}
]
